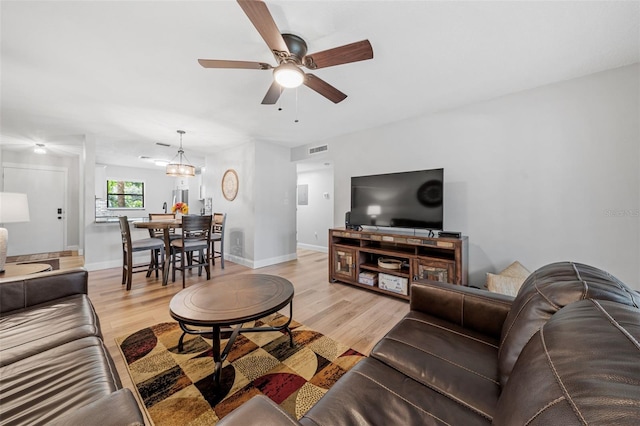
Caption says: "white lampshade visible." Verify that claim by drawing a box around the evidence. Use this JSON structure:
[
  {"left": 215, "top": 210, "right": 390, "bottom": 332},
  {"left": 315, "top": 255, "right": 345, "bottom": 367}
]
[
  {"left": 273, "top": 63, "right": 305, "bottom": 88},
  {"left": 366, "top": 205, "right": 382, "bottom": 216},
  {"left": 0, "top": 192, "right": 30, "bottom": 223}
]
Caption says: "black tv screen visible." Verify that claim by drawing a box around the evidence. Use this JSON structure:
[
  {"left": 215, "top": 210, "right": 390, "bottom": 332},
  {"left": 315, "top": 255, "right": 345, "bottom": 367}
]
[{"left": 350, "top": 168, "right": 444, "bottom": 230}]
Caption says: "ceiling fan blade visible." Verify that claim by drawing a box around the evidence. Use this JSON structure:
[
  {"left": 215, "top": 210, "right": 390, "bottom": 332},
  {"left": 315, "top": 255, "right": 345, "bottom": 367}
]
[
  {"left": 261, "top": 81, "right": 283, "bottom": 105},
  {"left": 304, "top": 40, "right": 373, "bottom": 70},
  {"left": 198, "top": 59, "right": 272, "bottom": 70},
  {"left": 237, "top": 0, "right": 290, "bottom": 59},
  {"left": 304, "top": 74, "right": 347, "bottom": 104}
]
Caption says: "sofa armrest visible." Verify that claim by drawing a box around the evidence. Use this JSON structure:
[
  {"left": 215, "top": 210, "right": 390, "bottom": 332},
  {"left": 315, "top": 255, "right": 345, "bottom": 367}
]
[
  {"left": 216, "top": 395, "right": 301, "bottom": 426},
  {"left": 0, "top": 268, "right": 88, "bottom": 314},
  {"left": 410, "top": 280, "right": 514, "bottom": 339},
  {"left": 46, "top": 388, "right": 145, "bottom": 426}
]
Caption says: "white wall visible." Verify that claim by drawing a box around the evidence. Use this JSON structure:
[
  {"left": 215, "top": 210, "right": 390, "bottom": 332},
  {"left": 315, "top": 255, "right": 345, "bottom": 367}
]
[
  {"left": 203, "top": 140, "right": 297, "bottom": 268},
  {"left": 297, "top": 166, "right": 334, "bottom": 252},
  {"left": 254, "top": 142, "right": 297, "bottom": 266},
  {"left": 205, "top": 142, "right": 256, "bottom": 266},
  {"left": 321, "top": 64, "right": 639, "bottom": 288}
]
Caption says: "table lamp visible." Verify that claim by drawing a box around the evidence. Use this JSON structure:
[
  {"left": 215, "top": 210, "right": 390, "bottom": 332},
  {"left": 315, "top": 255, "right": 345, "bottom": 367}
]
[{"left": 0, "top": 192, "right": 31, "bottom": 272}]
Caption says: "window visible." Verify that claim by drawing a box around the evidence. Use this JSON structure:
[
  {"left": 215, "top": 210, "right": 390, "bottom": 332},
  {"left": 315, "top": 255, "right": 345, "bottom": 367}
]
[{"left": 107, "top": 180, "right": 144, "bottom": 209}]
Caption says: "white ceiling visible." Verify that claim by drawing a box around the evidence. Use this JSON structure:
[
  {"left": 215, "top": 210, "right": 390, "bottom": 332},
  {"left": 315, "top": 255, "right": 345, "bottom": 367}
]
[{"left": 1, "top": 1, "right": 638, "bottom": 170}]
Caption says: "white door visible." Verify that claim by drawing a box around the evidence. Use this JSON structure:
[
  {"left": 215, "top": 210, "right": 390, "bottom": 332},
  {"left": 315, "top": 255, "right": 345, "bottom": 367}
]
[{"left": 3, "top": 166, "right": 66, "bottom": 255}]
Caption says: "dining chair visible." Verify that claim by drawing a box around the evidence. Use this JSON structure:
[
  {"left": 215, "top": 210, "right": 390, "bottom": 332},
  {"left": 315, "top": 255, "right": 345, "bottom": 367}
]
[
  {"left": 171, "top": 215, "right": 212, "bottom": 288},
  {"left": 147, "top": 213, "right": 180, "bottom": 240},
  {"left": 210, "top": 212, "right": 227, "bottom": 269},
  {"left": 118, "top": 216, "right": 165, "bottom": 290}
]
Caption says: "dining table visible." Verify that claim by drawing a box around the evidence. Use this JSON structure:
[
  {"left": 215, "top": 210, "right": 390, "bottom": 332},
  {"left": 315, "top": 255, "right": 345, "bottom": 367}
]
[{"left": 133, "top": 218, "right": 181, "bottom": 285}]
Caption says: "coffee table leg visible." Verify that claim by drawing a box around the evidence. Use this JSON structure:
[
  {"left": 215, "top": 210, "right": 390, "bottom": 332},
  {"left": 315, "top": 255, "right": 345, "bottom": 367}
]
[
  {"left": 285, "top": 301, "right": 294, "bottom": 347},
  {"left": 212, "top": 325, "right": 222, "bottom": 387}
]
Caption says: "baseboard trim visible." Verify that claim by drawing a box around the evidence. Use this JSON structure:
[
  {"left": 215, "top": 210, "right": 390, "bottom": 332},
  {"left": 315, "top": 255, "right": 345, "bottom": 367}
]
[
  {"left": 226, "top": 252, "right": 298, "bottom": 269},
  {"left": 296, "top": 243, "right": 328, "bottom": 253},
  {"left": 253, "top": 253, "right": 298, "bottom": 269}
]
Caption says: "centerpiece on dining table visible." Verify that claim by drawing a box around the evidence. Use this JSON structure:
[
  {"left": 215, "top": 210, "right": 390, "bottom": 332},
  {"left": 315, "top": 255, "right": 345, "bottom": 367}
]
[{"left": 172, "top": 202, "right": 189, "bottom": 218}]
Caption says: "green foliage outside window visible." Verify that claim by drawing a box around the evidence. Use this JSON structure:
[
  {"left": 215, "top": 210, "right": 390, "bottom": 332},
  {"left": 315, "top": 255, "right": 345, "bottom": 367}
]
[{"left": 107, "top": 180, "right": 144, "bottom": 208}]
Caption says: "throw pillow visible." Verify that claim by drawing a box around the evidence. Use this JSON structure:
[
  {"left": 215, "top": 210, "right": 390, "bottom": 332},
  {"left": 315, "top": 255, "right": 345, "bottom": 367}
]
[
  {"left": 500, "top": 261, "right": 530, "bottom": 280},
  {"left": 486, "top": 261, "right": 531, "bottom": 297}
]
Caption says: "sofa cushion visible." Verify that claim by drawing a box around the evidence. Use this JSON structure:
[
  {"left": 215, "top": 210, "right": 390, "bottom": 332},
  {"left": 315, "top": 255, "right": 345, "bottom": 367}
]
[
  {"left": 300, "top": 357, "right": 491, "bottom": 426},
  {"left": 498, "top": 261, "right": 640, "bottom": 387},
  {"left": 370, "top": 310, "right": 500, "bottom": 421},
  {"left": 0, "top": 294, "right": 101, "bottom": 367},
  {"left": 494, "top": 299, "right": 640, "bottom": 425},
  {"left": 0, "top": 336, "right": 122, "bottom": 425}
]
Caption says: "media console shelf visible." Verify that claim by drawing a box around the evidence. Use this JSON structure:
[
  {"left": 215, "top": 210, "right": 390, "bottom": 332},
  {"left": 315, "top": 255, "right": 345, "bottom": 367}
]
[{"left": 329, "top": 228, "right": 468, "bottom": 301}]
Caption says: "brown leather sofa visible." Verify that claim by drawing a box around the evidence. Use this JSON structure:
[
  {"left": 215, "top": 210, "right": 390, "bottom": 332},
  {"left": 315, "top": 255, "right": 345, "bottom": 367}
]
[
  {"left": 218, "top": 261, "right": 640, "bottom": 425},
  {"left": 0, "top": 268, "right": 144, "bottom": 426}
]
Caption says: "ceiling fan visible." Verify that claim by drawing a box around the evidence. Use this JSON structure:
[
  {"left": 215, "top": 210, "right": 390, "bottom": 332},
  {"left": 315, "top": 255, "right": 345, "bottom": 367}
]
[{"left": 198, "top": 0, "right": 373, "bottom": 105}]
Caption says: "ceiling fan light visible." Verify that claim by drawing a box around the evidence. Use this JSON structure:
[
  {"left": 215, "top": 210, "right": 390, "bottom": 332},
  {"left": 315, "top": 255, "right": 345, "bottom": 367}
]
[{"left": 274, "top": 63, "right": 304, "bottom": 88}]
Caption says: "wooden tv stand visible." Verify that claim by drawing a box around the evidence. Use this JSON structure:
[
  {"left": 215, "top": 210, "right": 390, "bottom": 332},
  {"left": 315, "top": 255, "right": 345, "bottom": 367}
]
[{"left": 329, "top": 228, "right": 468, "bottom": 301}]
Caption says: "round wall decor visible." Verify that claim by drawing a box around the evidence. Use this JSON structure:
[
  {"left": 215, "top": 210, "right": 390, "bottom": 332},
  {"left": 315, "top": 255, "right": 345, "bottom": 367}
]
[{"left": 222, "top": 169, "right": 239, "bottom": 201}]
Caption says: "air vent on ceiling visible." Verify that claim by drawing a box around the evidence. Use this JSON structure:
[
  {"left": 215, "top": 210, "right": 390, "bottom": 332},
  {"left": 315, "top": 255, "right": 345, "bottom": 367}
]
[
  {"left": 138, "top": 155, "right": 151, "bottom": 159},
  {"left": 309, "top": 145, "right": 328, "bottom": 155},
  {"left": 156, "top": 142, "right": 171, "bottom": 147}
]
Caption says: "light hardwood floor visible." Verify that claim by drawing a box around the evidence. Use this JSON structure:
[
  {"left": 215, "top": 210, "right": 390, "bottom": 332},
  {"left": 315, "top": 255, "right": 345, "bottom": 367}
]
[{"left": 85, "top": 249, "right": 409, "bottom": 420}]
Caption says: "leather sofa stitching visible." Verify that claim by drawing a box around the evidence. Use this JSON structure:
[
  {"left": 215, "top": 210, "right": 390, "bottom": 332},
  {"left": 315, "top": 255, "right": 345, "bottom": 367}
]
[
  {"left": 524, "top": 396, "right": 567, "bottom": 426},
  {"left": 498, "top": 292, "right": 536, "bottom": 357},
  {"left": 350, "top": 370, "right": 453, "bottom": 425},
  {"left": 299, "top": 416, "right": 322, "bottom": 426},
  {"left": 539, "top": 327, "right": 587, "bottom": 424},
  {"left": 534, "top": 283, "right": 561, "bottom": 310},
  {"left": 570, "top": 262, "right": 581, "bottom": 280},
  {"left": 384, "top": 336, "right": 500, "bottom": 385},
  {"left": 404, "top": 317, "right": 499, "bottom": 349},
  {"left": 97, "top": 337, "right": 121, "bottom": 387},
  {"left": 591, "top": 299, "right": 640, "bottom": 350}
]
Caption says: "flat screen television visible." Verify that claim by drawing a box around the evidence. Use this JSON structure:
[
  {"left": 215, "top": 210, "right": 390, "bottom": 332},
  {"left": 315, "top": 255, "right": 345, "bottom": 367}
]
[{"left": 350, "top": 168, "right": 444, "bottom": 230}]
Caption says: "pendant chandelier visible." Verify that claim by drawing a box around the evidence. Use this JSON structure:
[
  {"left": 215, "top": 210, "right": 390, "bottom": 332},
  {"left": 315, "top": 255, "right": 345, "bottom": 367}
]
[{"left": 166, "top": 130, "right": 195, "bottom": 177}]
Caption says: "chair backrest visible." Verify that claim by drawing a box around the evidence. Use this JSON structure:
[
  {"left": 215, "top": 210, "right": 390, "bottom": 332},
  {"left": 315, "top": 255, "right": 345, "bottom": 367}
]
[
  {"left": 212, "top": 213, "right": 226, "bottom": 239},
  {"left": 118, "top": 216, "right": 132, "bottom": 252},
  {"left": 181, "top": 215, "right": 212, "bottom": 244},
  {"left": 148, "top": 213, "right": 176, "bottom": 238}
]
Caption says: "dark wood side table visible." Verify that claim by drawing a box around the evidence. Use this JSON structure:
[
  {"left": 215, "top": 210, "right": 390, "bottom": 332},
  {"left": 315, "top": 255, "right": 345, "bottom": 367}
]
[
  {"left": 0, "top": 263, "right": 53, "bottom": 282},
  {"left": 169, "top": 274, "right": 295, "bottom": 390}
]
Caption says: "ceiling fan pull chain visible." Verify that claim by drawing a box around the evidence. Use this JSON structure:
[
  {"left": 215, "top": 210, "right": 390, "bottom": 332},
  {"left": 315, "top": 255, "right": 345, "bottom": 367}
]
[
  {"left": 294, "top": 87, "right": 299, "bottom": 123},
  {"left": 278, "top": 85, "right": 283, "bottom": 111}
]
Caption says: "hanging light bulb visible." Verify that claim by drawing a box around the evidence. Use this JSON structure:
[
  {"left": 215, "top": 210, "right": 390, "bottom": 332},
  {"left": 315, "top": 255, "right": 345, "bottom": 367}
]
[{"left": 166, "top": 130, "right": 196, "bottom": 177}]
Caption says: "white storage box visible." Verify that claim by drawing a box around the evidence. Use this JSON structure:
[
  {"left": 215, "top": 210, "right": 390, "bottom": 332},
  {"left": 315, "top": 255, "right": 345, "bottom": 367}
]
[
  {"left": 358, "top": 272, "right": 378, "bottom": 286},
  {"left": 378, "top": 273, "right": 408, "bottom": 295}
]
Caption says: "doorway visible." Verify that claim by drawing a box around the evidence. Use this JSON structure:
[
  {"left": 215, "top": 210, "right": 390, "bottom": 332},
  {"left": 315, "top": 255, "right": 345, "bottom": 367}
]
[
  {"left": 2, "top": 164, "right": 67, "bottom": 255},
  {"left": 296, "top": 161, "right": 334, "bottom": 252}
]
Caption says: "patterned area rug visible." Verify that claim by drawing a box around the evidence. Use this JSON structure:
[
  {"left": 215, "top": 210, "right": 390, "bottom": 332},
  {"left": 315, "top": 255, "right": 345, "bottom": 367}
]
[
  {"left": 116, "top": 313, "right": 365, "bottom": 425},
  {"left": 17, "top": 258, "right": 60, "bottom": 270}
]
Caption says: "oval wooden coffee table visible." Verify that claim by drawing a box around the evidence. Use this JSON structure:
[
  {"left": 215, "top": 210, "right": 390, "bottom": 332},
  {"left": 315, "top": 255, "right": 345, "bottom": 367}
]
[{"left": 169, "top": 273, "right": 295, "bottom": 390}]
